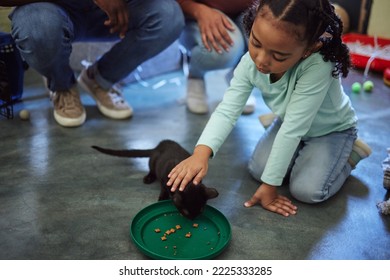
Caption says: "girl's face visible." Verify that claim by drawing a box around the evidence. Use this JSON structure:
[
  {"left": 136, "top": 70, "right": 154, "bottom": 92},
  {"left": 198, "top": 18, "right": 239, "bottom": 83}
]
[{"left": 248, "top": 7, "right": 309, "bottom": 78}]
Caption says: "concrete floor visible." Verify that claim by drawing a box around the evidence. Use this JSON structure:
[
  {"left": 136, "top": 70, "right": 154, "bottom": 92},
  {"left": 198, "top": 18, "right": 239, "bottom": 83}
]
[{"left": 0, "top": 66, "right": 389, "bottom": 260}]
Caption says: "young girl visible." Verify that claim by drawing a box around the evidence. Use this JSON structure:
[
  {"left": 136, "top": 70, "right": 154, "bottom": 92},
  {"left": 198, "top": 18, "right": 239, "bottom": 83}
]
[{"left": 167, "top": 0, "right": 372, "bottom": 217}]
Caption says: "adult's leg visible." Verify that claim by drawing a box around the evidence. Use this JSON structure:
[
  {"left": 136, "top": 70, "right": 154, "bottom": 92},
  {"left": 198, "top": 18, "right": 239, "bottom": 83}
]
[
  {"left": 10, "top": 3, "right": 76, "bottom": 92},
  {"left": 180, "top": 17, "right": 245, "bottom": 79},
  {"left": 82, "top": 0, "right": 185, "bottom": 89},
  {"left": 180, "top": 12, "right": 245, "bottom": 114},
  {"left": 10, "top": 3, "right": 86, "bottom": 127}
]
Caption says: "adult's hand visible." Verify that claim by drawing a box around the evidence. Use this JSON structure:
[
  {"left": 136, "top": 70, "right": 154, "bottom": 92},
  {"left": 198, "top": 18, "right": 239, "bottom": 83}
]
[
  {"left": 177, "top": 0, "right": 235, "bottom": 54},
  {"left": 195, "top": 6, "right": 235, "bottom": 54},
  {"left": 93, "top": 0, "right": 129, "bottom": 38}
]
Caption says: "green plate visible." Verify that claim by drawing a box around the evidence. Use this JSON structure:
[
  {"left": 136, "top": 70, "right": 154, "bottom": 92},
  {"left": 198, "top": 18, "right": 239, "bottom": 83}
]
[{"left": 130, "top": 200, "right": 231, "bottom": 260}]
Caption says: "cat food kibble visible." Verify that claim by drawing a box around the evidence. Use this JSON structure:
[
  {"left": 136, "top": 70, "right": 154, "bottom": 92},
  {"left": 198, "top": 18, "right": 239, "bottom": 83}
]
[{"left": 158, "top": 224, "right": 199, "bottom": 241}]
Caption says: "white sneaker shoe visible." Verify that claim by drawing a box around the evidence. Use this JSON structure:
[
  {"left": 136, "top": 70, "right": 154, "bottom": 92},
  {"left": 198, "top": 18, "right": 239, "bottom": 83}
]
[
  {"left": 186, "top": 78, "right": 208, "bottom": 114},
  {"left": 243, "top": 95, "right": 256, "bottom": 115},
  {"left": 78, "top": 68, "right": 132, "bottom": 119},
  {"left": 258, "top": 113, "right": 277, "bottom": 128},
  {"left": 50, "top": 86, "right": 86, "bottom": 127}
]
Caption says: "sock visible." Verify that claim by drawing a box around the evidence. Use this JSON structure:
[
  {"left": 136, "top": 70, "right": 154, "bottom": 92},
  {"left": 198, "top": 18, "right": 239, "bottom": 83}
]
[{"left": 348, "top": 138, "right": 372, "bottom": 169}]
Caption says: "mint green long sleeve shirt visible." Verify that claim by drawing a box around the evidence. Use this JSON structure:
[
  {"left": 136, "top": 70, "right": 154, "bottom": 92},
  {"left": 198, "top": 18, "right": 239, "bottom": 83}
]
[{"left": 197, "top": 52, "right": 357, "bottom": 186}]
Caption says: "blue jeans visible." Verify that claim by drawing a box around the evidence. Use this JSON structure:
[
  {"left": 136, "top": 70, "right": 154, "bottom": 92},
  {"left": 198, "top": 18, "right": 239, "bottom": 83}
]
[
  {"left": 9, "top": 0, "right": 184, "bottom": 91},
  {"left": 179, "top": 12, "right": 246, "bottom": 78},
  {"left": 248, "top": 118, "right": 357, "bottom": 203}
]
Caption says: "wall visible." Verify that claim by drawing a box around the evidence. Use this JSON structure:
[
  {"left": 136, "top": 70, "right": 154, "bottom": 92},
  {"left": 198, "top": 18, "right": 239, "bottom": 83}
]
[
  {"left": 0, "top": 7, "right": 12, "bottom": 33},
  {"left": 367, "top": 0, "right": 390, "bottom": 38}
]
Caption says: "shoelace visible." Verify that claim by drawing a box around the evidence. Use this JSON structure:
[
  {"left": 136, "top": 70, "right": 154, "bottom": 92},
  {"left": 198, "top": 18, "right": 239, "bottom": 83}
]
[
  {"left": 89, "top": 81, "right": 125, "bottom": 105},
  {"left": 108, "top": 86, "right": 126, "bottom": 105},
  {"left": 51, "top": 90, "right": 80, "bottom": 110}
]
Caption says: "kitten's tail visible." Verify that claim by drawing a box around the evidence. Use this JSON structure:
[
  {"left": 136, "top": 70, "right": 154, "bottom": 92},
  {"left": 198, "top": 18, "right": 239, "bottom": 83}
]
[{"left": 91, "top": 146, "right": 153, "bottom": 158}]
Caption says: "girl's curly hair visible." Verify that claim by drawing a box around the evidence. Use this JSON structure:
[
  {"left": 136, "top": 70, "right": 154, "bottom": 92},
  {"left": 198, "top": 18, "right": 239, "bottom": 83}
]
[{"left": 243, "top": 0, "right": 351, "bottom": 78}]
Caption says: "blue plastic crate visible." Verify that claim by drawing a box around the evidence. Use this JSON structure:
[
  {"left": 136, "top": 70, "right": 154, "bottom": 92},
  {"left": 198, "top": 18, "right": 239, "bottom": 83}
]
[
  {"left": 0, "top": 32, "right": 24, "bottom": 119},
  {"left": 0, "top": 32, "right": 24, "bottom": 102}
]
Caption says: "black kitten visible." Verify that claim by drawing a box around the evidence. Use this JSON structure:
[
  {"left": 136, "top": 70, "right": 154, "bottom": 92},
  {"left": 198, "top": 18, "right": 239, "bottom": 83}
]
[{"left": 91, "top": 140, "right": 218, "bottom": 219}]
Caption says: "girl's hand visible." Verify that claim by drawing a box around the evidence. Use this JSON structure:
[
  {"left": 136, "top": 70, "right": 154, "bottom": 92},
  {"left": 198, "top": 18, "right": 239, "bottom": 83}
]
[
  {"left": 244, "top": 183, "right": 298, "bottom": 217},
  {"left": 93, "top": 0, "right": 129, "bottom": 38},
  {"left": 167, "top": 145, "right": 212, "bottom": 192}
]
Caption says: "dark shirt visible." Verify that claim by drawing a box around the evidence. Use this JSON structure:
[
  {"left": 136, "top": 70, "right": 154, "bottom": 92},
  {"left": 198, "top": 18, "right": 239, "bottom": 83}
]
[
  {"left": 56, "top": 0, "right": 96, "bottom": 11},
  {"left": 197, "top": 0, "right": 254, "bottom": 17}
]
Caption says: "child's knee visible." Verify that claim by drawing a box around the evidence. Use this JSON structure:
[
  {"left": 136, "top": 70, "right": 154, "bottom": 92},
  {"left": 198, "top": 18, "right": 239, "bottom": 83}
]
[{"left": 289, "top": 181, "right": 327, "bottom": 204}]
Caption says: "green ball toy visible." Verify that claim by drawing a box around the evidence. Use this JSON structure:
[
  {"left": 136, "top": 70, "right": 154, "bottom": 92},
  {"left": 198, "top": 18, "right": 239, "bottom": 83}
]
[
  {"left": 352, "top": 82, "right": 361, "bottom": 93},
  {"left": 363, "top": 80, "right": 374, "bottom": 92}
]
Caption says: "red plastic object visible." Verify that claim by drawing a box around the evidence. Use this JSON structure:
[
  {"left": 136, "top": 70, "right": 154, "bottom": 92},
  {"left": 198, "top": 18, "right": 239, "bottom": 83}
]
[
  {"left": 384, "top": 67, "right": 390, "bottom": 87},
  {"left": 342, "top": 33, "right": 390, "bottom": 73}
]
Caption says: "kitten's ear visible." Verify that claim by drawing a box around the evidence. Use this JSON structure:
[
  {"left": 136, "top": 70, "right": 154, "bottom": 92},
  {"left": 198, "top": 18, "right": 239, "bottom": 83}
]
[{"left": 205, "top": 187, "right": 219, "bottom": 200}]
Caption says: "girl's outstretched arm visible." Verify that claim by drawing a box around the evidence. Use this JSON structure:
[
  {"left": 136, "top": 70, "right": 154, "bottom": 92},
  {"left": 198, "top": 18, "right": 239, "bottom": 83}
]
[
  {"left": 244, "top": 183, "right": 298, "bottom": 217},
  {"left": 167, "top": 145, "right": 212, "bottom": 192}
]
